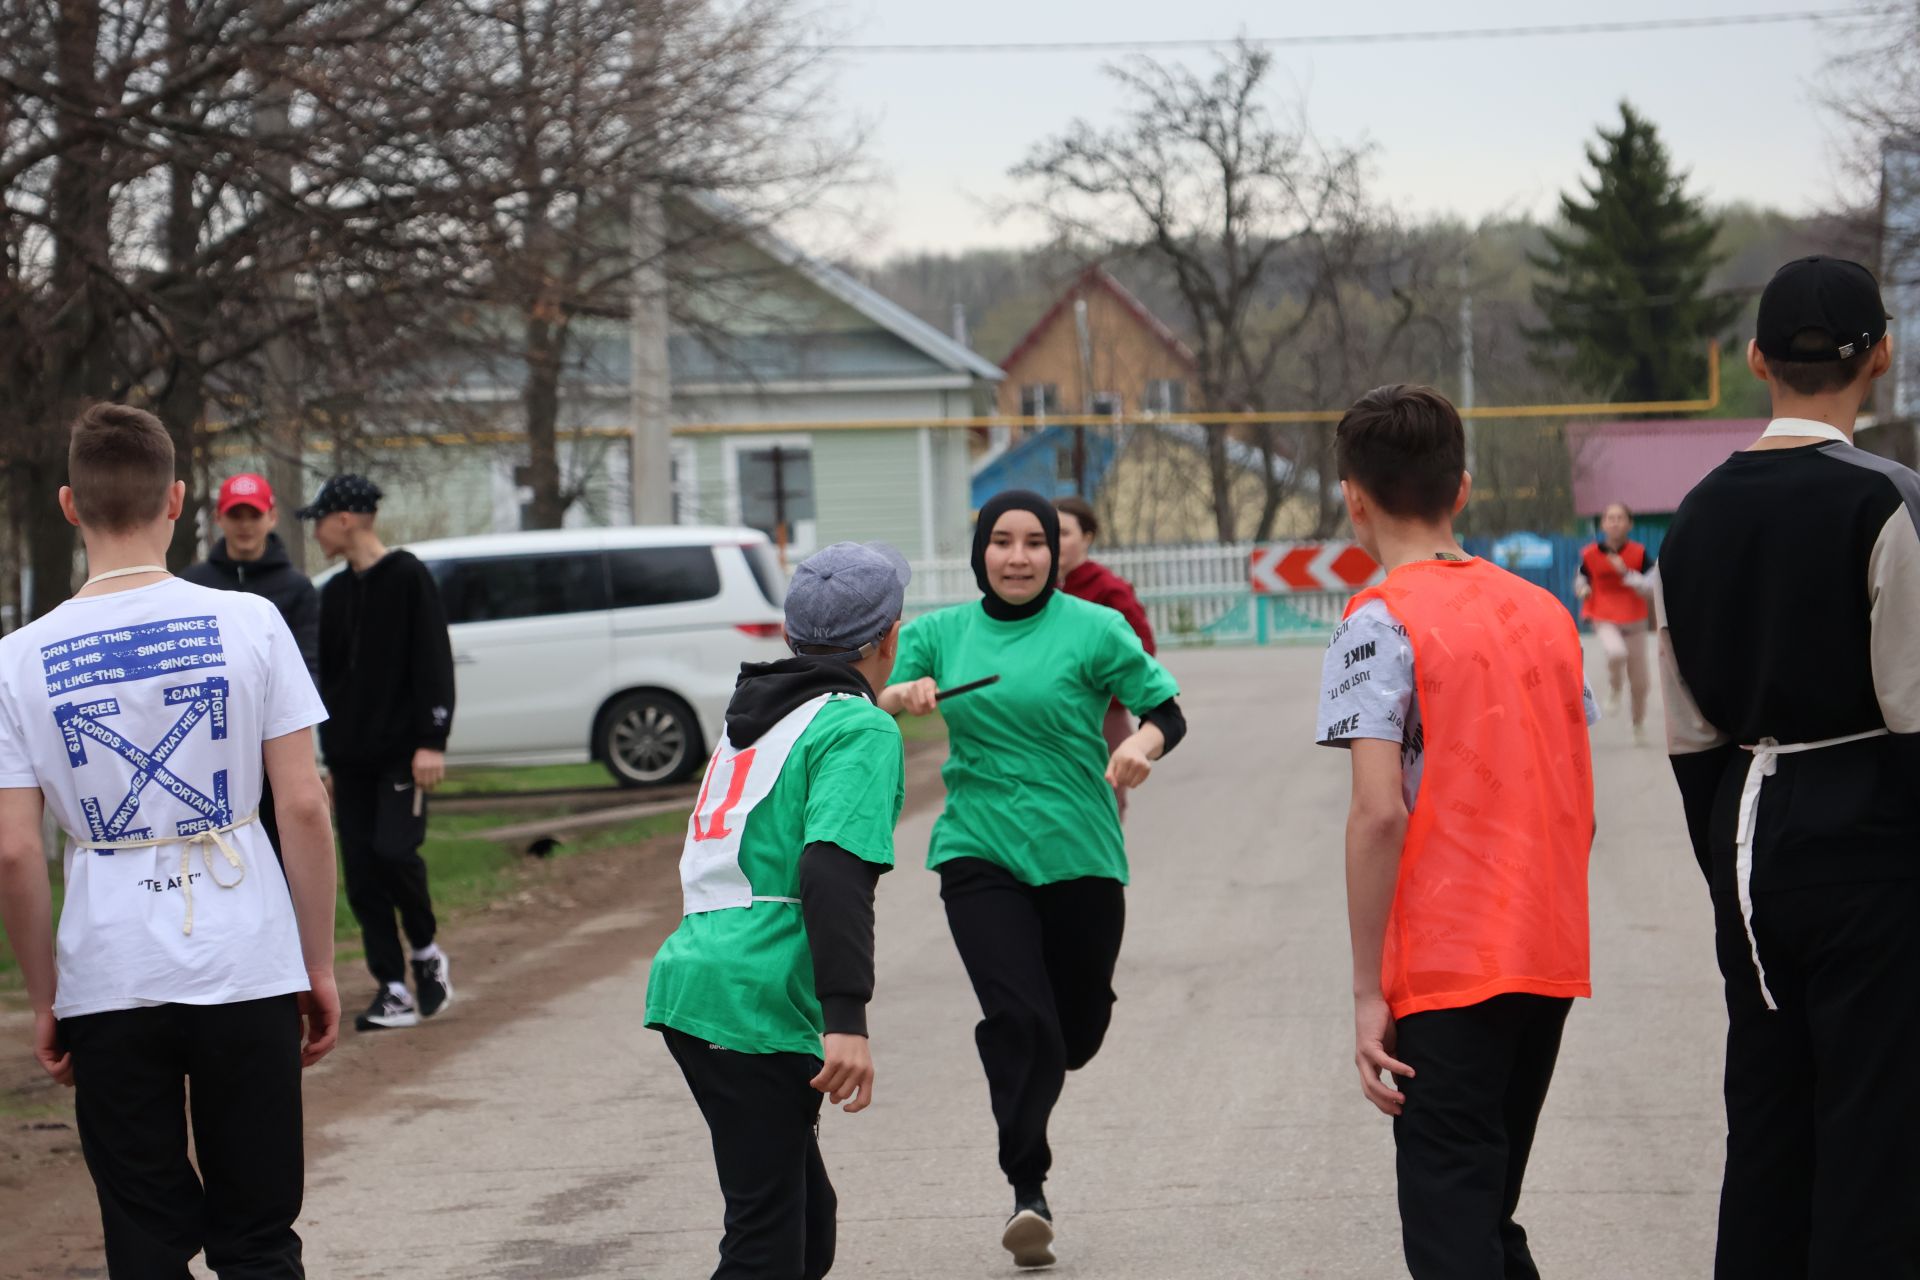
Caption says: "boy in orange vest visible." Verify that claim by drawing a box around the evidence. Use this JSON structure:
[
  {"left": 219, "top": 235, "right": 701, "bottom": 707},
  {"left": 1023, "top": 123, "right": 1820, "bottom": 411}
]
[{"left": 1317, "top": 384, "right": 1598, "bottom": 1279}]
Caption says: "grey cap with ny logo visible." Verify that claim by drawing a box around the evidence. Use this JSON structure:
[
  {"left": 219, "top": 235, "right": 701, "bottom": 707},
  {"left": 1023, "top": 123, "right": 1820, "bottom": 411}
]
[{"left": 785, "top": 541, "right": 913, "bottom": 658}]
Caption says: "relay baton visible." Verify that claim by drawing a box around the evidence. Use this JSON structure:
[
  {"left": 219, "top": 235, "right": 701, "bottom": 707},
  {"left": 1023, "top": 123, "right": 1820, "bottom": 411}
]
[{"left": 935, "top": 674, "right": 1000, "bottom": 702}]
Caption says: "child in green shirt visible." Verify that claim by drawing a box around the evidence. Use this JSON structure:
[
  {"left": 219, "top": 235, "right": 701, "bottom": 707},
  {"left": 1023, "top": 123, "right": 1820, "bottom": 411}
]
[{"left": 645, "top": 541, "right": 910, "bottom": 1280}]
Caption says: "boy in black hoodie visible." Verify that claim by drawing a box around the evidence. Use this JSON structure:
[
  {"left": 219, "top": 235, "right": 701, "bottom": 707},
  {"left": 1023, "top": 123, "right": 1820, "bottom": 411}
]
[
  {"left": 183, "top": 473, "right": 320, "bottom": 854},
  {"left": 300, "top": 474, "right": 457, "bottom": 1034},
  {"left": 645, "top": 541, "right": 909, "bottom": 1280}
]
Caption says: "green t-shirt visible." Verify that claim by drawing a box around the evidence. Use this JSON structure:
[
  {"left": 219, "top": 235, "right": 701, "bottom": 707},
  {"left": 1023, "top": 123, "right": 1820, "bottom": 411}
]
[
  {"left": 644, "top": 695, "right": 903, "bottom": 1056},
  {"left": 893, "top": 593, "right": 1180, "bottom": 886}
]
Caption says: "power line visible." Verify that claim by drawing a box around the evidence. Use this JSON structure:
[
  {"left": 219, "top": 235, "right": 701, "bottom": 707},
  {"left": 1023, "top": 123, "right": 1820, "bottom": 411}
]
[{"left": 815, "top": 7, "right": 1899, "bottom": 56}]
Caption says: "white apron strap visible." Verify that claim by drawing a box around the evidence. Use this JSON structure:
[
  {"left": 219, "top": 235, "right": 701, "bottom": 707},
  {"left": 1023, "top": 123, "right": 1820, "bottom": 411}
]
[
  {"left": 1734, "top": 728, "right": 1891, "bottom": 1010},
  {"left": 72, "top": 811, "right": 257, "bottom": 936}
]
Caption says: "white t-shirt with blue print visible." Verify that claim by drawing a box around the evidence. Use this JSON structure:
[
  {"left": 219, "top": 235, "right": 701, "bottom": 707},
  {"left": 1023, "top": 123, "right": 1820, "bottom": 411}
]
[{"left": 0, "top": 578, "right": 326, "bottom": 1017}]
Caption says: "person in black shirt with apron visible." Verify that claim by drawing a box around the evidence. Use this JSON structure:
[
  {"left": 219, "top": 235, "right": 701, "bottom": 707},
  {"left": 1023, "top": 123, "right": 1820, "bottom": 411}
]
[{"left": 1657, "top": 257, "right": 1920, "bottom": 1278}]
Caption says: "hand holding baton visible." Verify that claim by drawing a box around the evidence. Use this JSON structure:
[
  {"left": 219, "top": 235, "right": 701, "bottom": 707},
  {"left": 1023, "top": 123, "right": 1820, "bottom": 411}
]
[{"left": 935, "top": 674, "right": 1000, "bottom": 702}]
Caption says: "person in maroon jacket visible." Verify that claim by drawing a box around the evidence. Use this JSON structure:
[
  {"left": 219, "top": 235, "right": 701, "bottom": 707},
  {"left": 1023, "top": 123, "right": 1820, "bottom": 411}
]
[{"left": 1056, "top": 497, "right": 1156, "bottom": 818}]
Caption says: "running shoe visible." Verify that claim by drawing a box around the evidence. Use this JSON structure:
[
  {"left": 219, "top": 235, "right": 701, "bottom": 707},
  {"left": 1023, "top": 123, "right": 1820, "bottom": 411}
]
[
  {"left": 1002, "top": 1192, "right": 1056, "bottom": 1269},
  {"left": 1605, "top": 688, "right": 1622, "bottom": 715},
  {"left": 412, "top": 951, "right": 454, "bottom": 1019},
  {"left": 1632, "top": 723, "right": 1649, "bottom": 747},
  {"left": 354, "top": 988, "right": 420, "bottom": 1032}
]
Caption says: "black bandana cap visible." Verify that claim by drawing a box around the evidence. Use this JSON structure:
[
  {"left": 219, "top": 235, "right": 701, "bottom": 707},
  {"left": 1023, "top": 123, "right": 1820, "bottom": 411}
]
[{"left": 295, "top": 474, "right": 383, "bottom": 520}]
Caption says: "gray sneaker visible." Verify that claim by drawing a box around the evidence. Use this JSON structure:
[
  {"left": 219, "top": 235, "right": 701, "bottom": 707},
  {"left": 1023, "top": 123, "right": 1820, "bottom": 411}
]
[{"left": 354, "top": 988, "right": 419, "bottom": 1032}]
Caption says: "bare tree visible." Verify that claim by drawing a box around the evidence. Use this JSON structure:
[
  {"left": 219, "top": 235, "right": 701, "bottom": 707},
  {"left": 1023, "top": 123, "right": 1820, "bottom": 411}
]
[{"left": 1013, "top": 40, "right": 1373, "bottom": 541}]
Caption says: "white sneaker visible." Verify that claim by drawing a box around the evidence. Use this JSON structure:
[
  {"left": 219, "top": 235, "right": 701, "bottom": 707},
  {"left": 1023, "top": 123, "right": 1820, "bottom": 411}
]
[
  {"left": 1002, "top": 1205, "right": 1056, "bottom": 1269},
  {"left": 1633, "top": 723, "right": 1650, "bottom": 747},
  {"left": 1604, "top": 689, "right": 1622, "bottom": 715}
]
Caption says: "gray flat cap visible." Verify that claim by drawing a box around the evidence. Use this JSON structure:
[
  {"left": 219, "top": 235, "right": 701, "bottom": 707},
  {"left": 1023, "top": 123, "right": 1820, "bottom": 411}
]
[{"left": 786, "top": 542, "right": 912, "bottom": 657}]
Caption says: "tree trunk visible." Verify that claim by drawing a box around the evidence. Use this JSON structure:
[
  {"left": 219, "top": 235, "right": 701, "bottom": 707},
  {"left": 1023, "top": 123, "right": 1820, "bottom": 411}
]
[
  {"left": 1253, "top": 424, "right": 1286, "bottom": 542},
  {"left": 30, "top": 0, "right": 117, "bottom": 617},
  {"left": 157, "top": 357, "right": 207, "bottom": 569},
  {"left": 521, "top": 308, "right": 570, "bottom": 529},
  {"left": 160, "top": 0, "right": 207, "bottom": 571}
]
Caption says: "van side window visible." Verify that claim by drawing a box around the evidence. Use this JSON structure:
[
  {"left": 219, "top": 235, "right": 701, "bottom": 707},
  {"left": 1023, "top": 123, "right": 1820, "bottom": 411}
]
[
  {"left": 609, "top": 547, "right": 722, "bottom": 608},
  {"left": 432, "top": 553, "right": 609, "bottom": 624}
]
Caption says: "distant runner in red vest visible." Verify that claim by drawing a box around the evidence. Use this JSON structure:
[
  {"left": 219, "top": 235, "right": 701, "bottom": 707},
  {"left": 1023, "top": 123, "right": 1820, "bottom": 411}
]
[
  {"left": 1055, "top": 496, "right": 1155, "bottom": 818},
  {"left": 1576, "top": 502, "right": 1655, "bottom": 743},
  {"left": 1317, "top": 385, "right": 1598, "bottom": 1280}
]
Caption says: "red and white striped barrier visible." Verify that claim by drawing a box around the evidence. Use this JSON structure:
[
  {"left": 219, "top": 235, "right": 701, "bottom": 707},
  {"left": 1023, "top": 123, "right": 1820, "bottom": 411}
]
[{"left": 1248, "top": 543, "right": 1382, "bottom": 594}]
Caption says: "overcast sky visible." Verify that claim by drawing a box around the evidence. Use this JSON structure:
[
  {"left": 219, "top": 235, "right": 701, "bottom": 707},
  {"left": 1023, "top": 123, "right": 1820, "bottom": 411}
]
[{"left": 805, "top": 0, "right": 1883, "bottom": 259}]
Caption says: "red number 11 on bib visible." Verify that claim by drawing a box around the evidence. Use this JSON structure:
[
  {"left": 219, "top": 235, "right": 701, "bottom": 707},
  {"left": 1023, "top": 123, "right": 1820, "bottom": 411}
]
[{"left": 690, "top": 748, "right": 756, "bottom": 843}]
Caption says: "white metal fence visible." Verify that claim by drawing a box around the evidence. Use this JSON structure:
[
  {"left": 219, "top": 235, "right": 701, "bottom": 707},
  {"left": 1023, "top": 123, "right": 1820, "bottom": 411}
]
[{"left": 906, "top": 542, "right": 1347, "bottom": 647}]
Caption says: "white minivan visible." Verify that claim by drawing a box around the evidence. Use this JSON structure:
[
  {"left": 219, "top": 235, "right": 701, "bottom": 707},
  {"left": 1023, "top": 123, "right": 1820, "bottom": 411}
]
[{"left": 403, "top": 527, "right": 789, "bottom": 786}]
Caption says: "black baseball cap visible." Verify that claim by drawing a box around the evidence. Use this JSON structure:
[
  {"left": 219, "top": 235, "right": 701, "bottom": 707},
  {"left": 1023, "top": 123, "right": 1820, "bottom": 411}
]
[
  {"left": 1755, "top": 256, "right": 1888, "bottom": 362},
  {"left": 295, "top": 474, "right": 382, "bottom": 520}
]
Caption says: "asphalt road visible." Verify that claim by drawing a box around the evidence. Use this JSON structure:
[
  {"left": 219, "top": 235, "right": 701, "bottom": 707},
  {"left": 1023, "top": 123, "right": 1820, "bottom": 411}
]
[{"left": 291, "top": 643, "right": 1726, "bottom": 1279}]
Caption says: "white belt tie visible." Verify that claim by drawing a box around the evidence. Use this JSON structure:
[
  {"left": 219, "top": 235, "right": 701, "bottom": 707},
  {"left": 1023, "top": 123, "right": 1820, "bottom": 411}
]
[
  {"left": 1735, "top": 731, "right": 1890, "bottom": 1009},
  {"left": 72, "top": 812, "right": 255, "bottom": 936},
  {"left": 751, "top": 896, "right": 800, "bottom": 905}
]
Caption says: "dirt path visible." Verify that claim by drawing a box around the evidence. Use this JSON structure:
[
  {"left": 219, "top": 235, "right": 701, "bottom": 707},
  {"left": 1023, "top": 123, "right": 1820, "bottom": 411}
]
[{"left": 0, "top": 744, "right": 947, "bottom": 1279}]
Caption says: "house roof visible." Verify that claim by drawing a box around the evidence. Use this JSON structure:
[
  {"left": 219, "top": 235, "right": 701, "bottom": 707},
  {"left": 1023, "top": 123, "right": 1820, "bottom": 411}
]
[
  {"left": 1564, "top": 418, "right": 1766, "bottom": 516},
  {"left": 999, "top": 265, "right": 1198, "bottom": 377},
  {"left": 684, "top": 192, "right": 1003, "bottom": 384}
]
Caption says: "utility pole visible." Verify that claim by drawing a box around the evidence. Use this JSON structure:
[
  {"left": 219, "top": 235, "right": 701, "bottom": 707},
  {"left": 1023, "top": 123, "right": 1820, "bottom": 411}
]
[
  {"left": 629, "top": 186, "right": 674, "bottom": 526},
  {"left": 1072, "top": 296, "right": 1092, "bottom": 495},
  {"left": 628, "top": 19, "right": 674, "bottom": 528},
  {"left": 1458, "top": 253, "right": 1476, "bottom": 473}
]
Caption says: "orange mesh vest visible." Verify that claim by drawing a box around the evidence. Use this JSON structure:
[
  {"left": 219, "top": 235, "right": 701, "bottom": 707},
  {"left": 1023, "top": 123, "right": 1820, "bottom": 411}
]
[
  {"left": 1579, "top": 540, "right": 1649, "bottom": 625},
  {"left": 1346, "top": 558, "right": 1594, "bottom": 1018}
]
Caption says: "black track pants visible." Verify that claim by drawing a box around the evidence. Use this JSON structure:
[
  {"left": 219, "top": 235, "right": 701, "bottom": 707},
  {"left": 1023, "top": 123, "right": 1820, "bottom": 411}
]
[
  {"left": 1711, "top": 880, "right": 1920, "bottom": 1279},
  {"left": 664, "top": 1028, "right": 836, "bottom": 1280},
  {"left": 330, "top": 762, "right": 436, "bottom": 986},
  {"left": 937, "top": 856, "right": 1126, "bottom": 1190},
  {"left": 1390, "top": 993, "right": 1571, "bottom": 1280}
]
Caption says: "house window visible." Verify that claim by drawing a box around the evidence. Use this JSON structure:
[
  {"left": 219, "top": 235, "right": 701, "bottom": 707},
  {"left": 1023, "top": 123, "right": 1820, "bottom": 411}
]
[
  {"left": 1019, "top": 383, "right": 1060, "bottom": 418},
  {"left": 1056, "top": 446, "right": 1077, "bottom": 484},
  {"left": 1090, "top": 392, "right": 1122, "bottom": 417},
  {"left": 1146, "top": 379, "right": 1187, "bottom": 413},
  {"left": 737, "top": 443, "right": 816, "bottom": 542}
]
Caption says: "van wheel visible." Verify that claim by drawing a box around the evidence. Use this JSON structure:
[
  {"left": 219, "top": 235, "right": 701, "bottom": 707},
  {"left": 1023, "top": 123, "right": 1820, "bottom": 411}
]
[{"left": 599, "top": 692, "right": 700, "bottom": 787}]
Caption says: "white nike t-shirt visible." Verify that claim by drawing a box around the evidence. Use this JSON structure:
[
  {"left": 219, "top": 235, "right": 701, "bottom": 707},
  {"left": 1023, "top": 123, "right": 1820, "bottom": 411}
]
[{"left": 0, "top": 578, "right": 327, "bottom": 1017}]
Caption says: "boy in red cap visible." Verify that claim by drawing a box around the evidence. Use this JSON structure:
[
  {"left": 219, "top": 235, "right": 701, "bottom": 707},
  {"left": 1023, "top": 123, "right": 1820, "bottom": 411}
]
[
  {"left": 1317, "top": 384, "right": 1598, "bottom": 1279},
  {"left": 185, "top": 473, "right": 320, "bottom": 854}
]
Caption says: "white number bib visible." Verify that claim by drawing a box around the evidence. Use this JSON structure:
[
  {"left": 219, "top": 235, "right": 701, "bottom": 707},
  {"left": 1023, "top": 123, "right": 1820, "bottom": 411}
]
[{"left": 679, "top": 692, "right": 850, "bottom": 915}]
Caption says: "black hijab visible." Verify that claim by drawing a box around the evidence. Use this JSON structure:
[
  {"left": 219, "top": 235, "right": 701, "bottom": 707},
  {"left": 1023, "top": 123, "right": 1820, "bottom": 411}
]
[{"left": 972, "top": 489, "right": 1061, "bottom": 622}]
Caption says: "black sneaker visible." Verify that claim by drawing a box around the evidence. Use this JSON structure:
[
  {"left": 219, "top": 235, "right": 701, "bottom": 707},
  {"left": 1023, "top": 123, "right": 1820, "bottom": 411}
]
[
  {"left": 354, "top": 988, "right": 419, "bottom": 1032},
  {"left": 1002, "top": 1191, "right": 1055, "bottom": 1269},
  {"left": 412, "top": 952, "right": 454, "bottom": 1019}
]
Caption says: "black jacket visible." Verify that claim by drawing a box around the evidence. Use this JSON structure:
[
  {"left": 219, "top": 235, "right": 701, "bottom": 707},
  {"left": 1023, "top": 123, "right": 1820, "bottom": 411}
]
[
  {"left": 317, "top": 549, "right": 456, "bottom": 766},
  {"left": 181, "top": 533, "right": 320, "bottom": 679},
  {"left": 729, "top": 656, "right": 889, "bottom": 1037}
]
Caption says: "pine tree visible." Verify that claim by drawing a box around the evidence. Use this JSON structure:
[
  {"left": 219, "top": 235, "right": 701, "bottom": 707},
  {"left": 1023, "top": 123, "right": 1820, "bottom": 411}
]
[{"left": 1528, "top": 103, "right": 1738, "bottom": 401}]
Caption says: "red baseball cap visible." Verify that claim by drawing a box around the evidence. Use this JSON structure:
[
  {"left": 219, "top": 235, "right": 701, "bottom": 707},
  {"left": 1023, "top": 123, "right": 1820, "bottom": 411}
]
[{"left": 216, "top": 473, "right": 274, "bottom": 516}]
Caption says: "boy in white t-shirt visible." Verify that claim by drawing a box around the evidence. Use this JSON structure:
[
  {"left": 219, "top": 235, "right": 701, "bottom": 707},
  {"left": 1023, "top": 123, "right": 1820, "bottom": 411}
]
[{"left": 0, "top": 403, "right": 340, "bottom": 1276}]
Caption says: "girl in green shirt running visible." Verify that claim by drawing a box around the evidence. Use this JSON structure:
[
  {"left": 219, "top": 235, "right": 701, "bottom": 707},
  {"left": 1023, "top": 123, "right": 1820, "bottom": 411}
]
[{"left": 880, "top": 490, "right": 1187, "bottom": 1270}]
